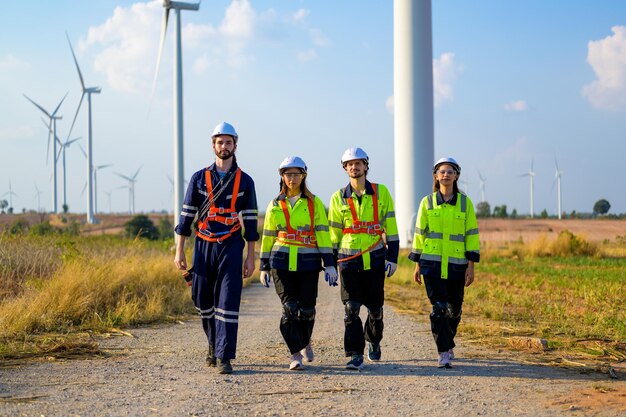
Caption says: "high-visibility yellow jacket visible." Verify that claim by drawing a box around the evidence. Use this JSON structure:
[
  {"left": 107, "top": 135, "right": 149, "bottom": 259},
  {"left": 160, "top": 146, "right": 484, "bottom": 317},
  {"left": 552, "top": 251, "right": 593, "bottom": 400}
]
[
  {"left": 328, "top": 181, "right": 399, "bottom": 271},
  {"left": 409, "top": 191, "right": 480, "bottom": 279},
  {"left": 260, "top": 194, "right": 335, "bottom": 272}
]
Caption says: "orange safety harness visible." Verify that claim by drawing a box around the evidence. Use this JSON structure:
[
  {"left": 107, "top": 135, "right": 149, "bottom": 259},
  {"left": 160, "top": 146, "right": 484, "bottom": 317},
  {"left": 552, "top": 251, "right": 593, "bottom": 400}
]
[
  {"left": 196, "top": 168, "right": 242, "bottom": 243},
  {"left": 276, "top": 197, "right": 318, "bottom": 248},
  {"left": 337, "top": 183, "right": 385, "bottom": 263}
]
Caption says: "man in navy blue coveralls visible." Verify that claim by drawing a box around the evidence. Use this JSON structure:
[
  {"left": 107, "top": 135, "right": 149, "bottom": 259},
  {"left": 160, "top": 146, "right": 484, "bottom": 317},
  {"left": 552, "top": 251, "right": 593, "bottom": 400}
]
[{"left": 174, "top": 122, "right": 258, "bottom": 374}]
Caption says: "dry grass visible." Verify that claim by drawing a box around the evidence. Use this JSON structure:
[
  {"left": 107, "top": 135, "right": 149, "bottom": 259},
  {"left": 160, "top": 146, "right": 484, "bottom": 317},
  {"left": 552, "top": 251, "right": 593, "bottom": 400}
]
[{"left": 0, "top": 234, "right": 193, "bottom": 360}]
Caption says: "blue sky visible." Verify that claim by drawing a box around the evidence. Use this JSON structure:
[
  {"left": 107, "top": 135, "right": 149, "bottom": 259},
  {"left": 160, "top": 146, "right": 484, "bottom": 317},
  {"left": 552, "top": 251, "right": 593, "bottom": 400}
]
[{"left": 1, "top": 0, "right": 626, "bottom": 218}]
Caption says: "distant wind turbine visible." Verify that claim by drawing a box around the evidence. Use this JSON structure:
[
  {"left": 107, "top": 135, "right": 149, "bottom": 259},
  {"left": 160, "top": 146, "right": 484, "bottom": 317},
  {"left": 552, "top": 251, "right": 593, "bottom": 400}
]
[
  {"left": 34, "top": 184, "right": 44, "bottom": 212},
  {"left": 115, "top": 167, "right": 142, "bottom": 214},
  {"left": 554, "top": 156, "right": 564, "bottom": 219},
  {"left": 518, "top": 157, "right": 535, "bottom": 218},
  {"left": 66, "top": 32, "right": 102, "bottom": 224},
  {"left": 117, "top": 185, "right": 132, "bottom": 214},
  {"left": 477, "top": 170, "right": 486, "bottom": 203},
  {"left": 93, "top": 164, "right": 112, "bottom": 215},
  {"left": 104, "top": 190, "right": 113, "bottom": 213},
  {"left": 3, "top": 179, "right": 18, "bottom": 210},
  {"left": 152, "top": 0, "right": 200, "bottom": 223},
  {"left": 459, "top": 179, "right": 469, "bottom": 194},
  {"left": 42, "top": 118, "right": 80, "bottom": 211},
  {"left": 24, "top": 92, "right": 68, "bottom": 213}
]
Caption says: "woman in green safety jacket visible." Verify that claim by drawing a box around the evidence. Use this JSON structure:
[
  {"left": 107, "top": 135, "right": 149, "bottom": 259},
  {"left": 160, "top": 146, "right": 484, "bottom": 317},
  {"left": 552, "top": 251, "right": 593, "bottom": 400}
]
[
  {"left": 259, "top": 156, "right": 337, "bottom": 371},
  {"left": 408, "top": 157, "right": 480, "bottom": 369}
]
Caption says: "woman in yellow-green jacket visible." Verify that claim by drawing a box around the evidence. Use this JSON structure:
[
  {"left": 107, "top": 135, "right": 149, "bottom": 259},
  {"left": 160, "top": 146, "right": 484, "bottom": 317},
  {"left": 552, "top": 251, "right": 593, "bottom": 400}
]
[
  {"left": 409, "top": 157, "right": 480, "bottom": 369},
  {"left": 259, "top": 156, "right": 337, "bottom": 371}
]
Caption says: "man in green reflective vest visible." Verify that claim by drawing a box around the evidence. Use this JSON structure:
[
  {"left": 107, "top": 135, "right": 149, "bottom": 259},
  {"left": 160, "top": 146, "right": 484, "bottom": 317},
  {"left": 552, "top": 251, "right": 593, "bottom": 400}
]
[{"left": 328, "top": 147, "right": 399, "bottom": 370}]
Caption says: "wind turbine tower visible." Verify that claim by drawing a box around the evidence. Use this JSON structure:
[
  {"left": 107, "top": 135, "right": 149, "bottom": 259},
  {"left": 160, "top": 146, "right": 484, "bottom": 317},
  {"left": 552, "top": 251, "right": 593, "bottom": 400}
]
[
  {"left": 477, "top": 170, "right": 486, "bottom": 203},
  {"left": 554, "top": 157, "right": 564, "bottom": 219},
  {"left": 153, "top": 0, "right": 200, "bottom": 222},
  {"left": 24, "top": 93, "right": 67, "bottom": 213},
  {"left": 519, "top": 157, "right": 535, "bottom": 218},
  {"left": 66, "top": 33, "right": 102, "bottom": 224},
  {"left": 393, "top": 0, "right": 434, "bottom": 247}
]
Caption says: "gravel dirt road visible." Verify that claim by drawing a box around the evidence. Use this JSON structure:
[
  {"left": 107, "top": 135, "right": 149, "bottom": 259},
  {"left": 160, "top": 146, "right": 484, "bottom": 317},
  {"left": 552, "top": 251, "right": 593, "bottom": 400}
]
[{"left": 2, "top": 278, "right": 624, "bottom": 416}]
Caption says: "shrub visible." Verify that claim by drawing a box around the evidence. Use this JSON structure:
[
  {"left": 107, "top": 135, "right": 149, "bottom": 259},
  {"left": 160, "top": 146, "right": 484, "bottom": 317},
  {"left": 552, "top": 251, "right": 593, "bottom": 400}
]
[
  {"left": 124, "top": 215, "right": 159, "bottom": 240},
  {"left": 9, "top": 218, "right": 30, "bottom": 235},
  {"left": 29, "top": 221, "right": 57, "bottom": 236}
]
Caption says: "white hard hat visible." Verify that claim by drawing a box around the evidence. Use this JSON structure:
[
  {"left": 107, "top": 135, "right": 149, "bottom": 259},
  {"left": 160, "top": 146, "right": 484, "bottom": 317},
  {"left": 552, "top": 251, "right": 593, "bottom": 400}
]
[
  {"left": 341, "top": 147, "right": 369, "bottom": 165},
  {"left": 433, "top": 157, "right": 461, "bottom": 175},
  {"left": 279, "top": 156, "right": 307, "bottom": 173},
  {"left": 212, "top": 122, "right": 238, "bottom": 139}
]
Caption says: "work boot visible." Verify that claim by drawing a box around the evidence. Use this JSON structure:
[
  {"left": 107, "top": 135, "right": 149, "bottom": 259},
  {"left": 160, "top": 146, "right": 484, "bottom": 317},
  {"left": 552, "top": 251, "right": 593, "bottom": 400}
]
[
  {"left": 345, "top": 354, "right": 364, "bottom": 371},
  {"left": 206, "top": 345, "right": 216, "bottom": 367},
  {"left": 367, "top": 342, "right": 381, "bottom": 362},
  {"left": 217, "top": 359, "right": 233, "bottom": 374},
  {"left": 438, "top": 351, "right": 452, "bottom": 369},
  {"left": 289, "top": 352, "right": 304, "bottom": 371},
  {"left": 300, "top": 343, "right": 314, "bottom": 362},
  {"left": 448, "top": 348, "right": 455, "bottom": 360}
]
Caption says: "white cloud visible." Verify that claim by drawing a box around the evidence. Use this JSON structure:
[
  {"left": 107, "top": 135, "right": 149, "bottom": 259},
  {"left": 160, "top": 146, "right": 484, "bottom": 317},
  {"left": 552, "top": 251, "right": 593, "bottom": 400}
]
[
  {"left": 433, "top": 52, "right": 460, "bottom": 107},
  {"left": 309, "top": 29, "right": 330, "bottom": 47},
  {"left": 0, "top": 54, "right": 31, "bottom": 72},
  {"left": 80, "top": 1, "right": 161, "bottom": 93},
  {"left": 219, "top": 0, "right": 255, "bottom": 38},
  {"left": 504, "top": 100, "right": 528, "bottom": 112},
  {"left": 385, "top": 52, "right": 461, "bottom": 112},
  {"left": 582, "top": 26, "right": 626, "bottom": 111},
  {"left": 292, "top": 9, "right": 310, "bottom": 22},
  {"left": 297, "top": 49, "right": 317, "bottom": 63}
]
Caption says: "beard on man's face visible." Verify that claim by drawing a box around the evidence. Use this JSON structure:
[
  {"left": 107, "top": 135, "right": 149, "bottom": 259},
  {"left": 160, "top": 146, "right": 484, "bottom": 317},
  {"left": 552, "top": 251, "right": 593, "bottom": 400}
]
[{"left": 215, "top": 149, "right": 234, "bottom": 160}]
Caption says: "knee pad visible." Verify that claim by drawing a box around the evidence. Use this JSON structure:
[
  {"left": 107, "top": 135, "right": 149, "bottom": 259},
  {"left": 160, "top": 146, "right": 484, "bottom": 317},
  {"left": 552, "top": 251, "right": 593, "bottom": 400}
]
[
  {"left": 299, "top": 307, "right": 316, "bottom": 321},
  {"left": 368, "top": 306, "right": 384, "bottom": 321},
  {"left": 448, "top": 306, "right": 462, "bottom": 319},
  {"left": 431, "top": 301, "right": 450, "bottom": 318},
  {"left": 282, "top": 301, "right": 299, "bottom": 321},
  {"left": 344, "top": 301, "right": 361, "bottom": 322}
]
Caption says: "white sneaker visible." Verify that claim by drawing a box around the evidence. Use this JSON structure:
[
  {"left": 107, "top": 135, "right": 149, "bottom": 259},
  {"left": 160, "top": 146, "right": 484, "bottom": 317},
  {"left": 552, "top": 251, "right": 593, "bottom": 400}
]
[
  {"left": 448, "top": 348, "right": 455, "bottom": 360},
  {"left": 438, "top": 351, "right": 452, "bottom": 368},
  {"left": 300, "top": 343, "right": 314, "bottom": 362},
  {"left": 289, "top": 352, "right": 304, "bottom": 370}
]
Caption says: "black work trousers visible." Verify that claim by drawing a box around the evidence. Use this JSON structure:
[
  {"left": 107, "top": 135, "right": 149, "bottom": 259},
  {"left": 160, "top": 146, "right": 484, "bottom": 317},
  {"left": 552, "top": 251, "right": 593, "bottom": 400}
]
[
  {"left": 423, "top": 275, "right": 466, "bottom": 353},
  {"left": 273, "top": 269, "right": 319, "bottom": 354},
  {"left": 340, "top": 266, "right": 385, "bottom": 356}
]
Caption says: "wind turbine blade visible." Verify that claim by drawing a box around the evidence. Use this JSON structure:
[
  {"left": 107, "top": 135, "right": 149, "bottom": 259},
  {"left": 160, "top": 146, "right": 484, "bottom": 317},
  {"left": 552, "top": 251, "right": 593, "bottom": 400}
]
[
  {"left": 132, "top": 166, "right": 142, "bottom": 180},
  {"left": 115, "top": 172, "right": 133, "bottom": 182},
  {"left": 24, "top": 94, "right": 52, "bottom": 117},
  {"left": 81, "top": 182, "right": 87, "bottom": 197},
  {"left": 97, "top": 164, "right": 113, "bottom": 170},
  {"left": 66, "top": 137, "right": 81, "bottom": 146},
  {"left": 55, "top": 145, "right": 62, "bottom": 164},
  {"left": 41, "top": 117, "right": 52, "bottom": 163},
  {"left": 66, "top": 32, "right": 86, "bottom": 90},
  {"left": 52, "top": 91, "right": 69, "bottom": 117},
  {"left": 530, "top": 156, "right": 534, "bottom": 172},
  {"left": 67, "top": 91, "right": 85, "bottom": 140},
  {"left": 554, "top": 155, "right": 560, "bottom": 172},
  {"left": 77, "top": 143, "right": 87, "bottom": 158},
  {"left": 151, "top": 8, "right": 170, "bottom": 101}
]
